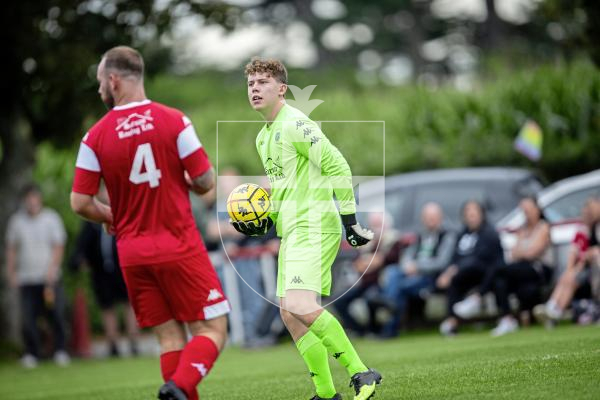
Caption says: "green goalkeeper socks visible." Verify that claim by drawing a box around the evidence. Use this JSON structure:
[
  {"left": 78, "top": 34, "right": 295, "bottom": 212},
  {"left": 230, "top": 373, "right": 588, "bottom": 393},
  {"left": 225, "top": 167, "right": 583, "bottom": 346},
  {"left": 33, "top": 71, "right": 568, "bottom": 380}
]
[
  {"left": 296, "top": 331, "right": 337, "bottom": 398},
  {"left": 309, "top": 310, "right": 368, "bottom": 377}
]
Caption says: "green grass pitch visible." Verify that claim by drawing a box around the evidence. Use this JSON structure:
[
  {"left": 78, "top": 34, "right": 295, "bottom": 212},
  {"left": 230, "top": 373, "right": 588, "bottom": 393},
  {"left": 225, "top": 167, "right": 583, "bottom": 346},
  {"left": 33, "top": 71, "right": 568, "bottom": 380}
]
[{"left": 1, "top": 324, "right": 598, "bottom": 399}]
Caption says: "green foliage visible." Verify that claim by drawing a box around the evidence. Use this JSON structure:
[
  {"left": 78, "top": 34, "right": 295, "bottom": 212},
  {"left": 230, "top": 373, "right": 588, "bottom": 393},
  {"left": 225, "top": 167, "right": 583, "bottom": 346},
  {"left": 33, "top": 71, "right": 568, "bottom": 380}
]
[
  {"left": 38, "top": 60, "right": 600, "bottom": 236},
  {"left": 145, "top": 60, "right": 600, "bottom": 182},
  {"left": 3, "top": 0, "right": 235, "bottom": 148},
  {"left": 33, "top": 142, "right": 78, "bottom": 239},
  {"left": 0, "top": 325, "right": 598, "bottom": 399}
]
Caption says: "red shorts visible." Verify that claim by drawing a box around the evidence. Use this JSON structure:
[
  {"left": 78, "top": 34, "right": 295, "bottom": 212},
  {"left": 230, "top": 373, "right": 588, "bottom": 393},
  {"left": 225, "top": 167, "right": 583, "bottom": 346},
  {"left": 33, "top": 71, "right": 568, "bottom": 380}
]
[{"left": 122, "top": 253, "right": 230, "bottom": 328}]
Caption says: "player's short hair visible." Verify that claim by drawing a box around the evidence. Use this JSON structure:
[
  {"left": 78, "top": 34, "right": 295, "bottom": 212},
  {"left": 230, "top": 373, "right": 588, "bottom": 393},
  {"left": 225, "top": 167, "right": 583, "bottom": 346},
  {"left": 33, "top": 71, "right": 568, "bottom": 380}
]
[
  {"left": 244, "top": 57, "right": 288, "bottom": 84},
  {"left": 102, "top": 46, "right": 144, "bottom": 79}
]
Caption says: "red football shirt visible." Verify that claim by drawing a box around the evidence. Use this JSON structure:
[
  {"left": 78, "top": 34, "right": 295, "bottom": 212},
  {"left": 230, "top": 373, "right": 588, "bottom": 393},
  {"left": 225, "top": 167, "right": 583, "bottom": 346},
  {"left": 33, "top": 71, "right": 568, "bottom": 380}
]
[
  {"left": 572, "top": 229, "right": 589, "bottom": 264},
  {"left": 72, "top": 100, "right": 211, "bottom": 267}
]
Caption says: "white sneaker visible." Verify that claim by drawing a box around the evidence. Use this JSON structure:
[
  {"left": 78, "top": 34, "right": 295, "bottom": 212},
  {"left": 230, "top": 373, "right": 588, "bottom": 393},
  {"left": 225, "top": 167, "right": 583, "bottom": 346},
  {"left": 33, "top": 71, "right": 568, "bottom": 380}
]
[
  {"left": 439, "top": 318, "right": 457, "bottom": 337},
  {"left": 453, "top": 294, "right": 482, "bottom": 319},
  {"left": 54, "top": 350, "right": 71, "bottom": 367},
  {"left": 20, "top": 354, "right": 38, "bottom": 369},
  {"left": 546, "top": 302, "right": 563, "bottom": 320},
  {"left": 533, "top": 303, "right": 557, "bottom": 329},
  {"left": 491, "top": 316, "right": 519, "bottom": 337}
]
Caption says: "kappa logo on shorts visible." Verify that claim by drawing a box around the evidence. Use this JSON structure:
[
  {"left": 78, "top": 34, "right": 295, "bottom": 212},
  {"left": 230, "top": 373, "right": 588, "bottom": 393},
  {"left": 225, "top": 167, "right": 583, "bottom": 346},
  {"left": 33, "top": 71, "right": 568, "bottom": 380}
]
[
  {"left": 290, "top": 276, "right": 304, "bottom": 284},
  {"left": 207, "top": 289, "right": 223, "bottom": 301}
]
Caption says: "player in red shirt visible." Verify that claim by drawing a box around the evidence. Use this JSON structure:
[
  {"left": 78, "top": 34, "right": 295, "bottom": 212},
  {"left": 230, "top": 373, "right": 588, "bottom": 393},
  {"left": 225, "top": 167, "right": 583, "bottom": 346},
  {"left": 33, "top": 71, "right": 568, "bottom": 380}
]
[{"left": 70, "top": 46, "right": 229, "bottom": 400}]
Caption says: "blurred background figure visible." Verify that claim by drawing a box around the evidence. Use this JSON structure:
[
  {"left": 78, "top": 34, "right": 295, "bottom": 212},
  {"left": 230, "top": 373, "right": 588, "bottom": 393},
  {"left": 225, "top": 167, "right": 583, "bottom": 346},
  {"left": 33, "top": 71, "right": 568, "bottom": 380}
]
[
  {"left": 5, "top": 184, "right": 69, "bottom": 368},
  {"left": 69, "top": 186, "right": 139, "bottom": 357},
  {"left": 534, "top": 197, "right": 600, "bottom": 326},
  {"left": 199, "top": 168, "right": 279, "bottom": 347},
  {"left": 436, "top": 200, "right": 503, "bottom": 336},
  {"left": 333, "top": 211, "right": 401, "bottom": 336},
  {"left": 70, "top": 221, "right": 139, "bottom": 357},
  {"left": 455, "top": 196, "right": 552, "bottom": 336},
  {"left": 371, "top": 202, "right": 456, "bottom": 338},
  {"left": 227, "top": 228, "right": 279, "bottom": 347}
]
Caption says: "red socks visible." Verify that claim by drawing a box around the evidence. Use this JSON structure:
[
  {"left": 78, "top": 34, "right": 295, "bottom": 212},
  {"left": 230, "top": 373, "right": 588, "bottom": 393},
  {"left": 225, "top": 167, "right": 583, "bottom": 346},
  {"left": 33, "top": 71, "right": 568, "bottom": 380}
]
[
  {"left": 160, "top": 350, "right": 182, "bottom": 382},
  {"left": 171, "top": 336, "right": 220, "bottom": 400}
]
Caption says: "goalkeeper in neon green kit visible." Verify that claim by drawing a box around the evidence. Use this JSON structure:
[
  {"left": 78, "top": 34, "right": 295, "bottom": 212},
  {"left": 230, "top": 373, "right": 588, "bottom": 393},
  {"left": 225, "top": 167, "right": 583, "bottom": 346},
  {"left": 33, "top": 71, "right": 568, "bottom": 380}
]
[{"left": 231, "top": 57, "right": 382, "bottom": 400}]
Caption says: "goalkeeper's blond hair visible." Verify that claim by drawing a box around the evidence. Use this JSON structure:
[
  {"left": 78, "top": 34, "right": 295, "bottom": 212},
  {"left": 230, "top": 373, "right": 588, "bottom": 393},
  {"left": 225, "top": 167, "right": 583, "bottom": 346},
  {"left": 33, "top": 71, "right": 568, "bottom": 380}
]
[{"left": 244, "top": 57, "right": 288, "bottom": 84}]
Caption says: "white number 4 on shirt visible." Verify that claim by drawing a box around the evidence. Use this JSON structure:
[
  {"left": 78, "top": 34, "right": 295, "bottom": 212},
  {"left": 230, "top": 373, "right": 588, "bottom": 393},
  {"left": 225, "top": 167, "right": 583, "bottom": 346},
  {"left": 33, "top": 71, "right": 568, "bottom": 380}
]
[{"left": 129, "top": 143, "right": 162, "bottom": 188}]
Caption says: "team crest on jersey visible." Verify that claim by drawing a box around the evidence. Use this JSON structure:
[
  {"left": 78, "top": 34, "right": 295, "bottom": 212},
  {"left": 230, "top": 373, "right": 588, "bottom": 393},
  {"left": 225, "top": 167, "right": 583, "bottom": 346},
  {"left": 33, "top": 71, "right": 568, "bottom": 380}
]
[
  {"left": 264, "top": 156, "right": 285, "bottom": 183},
  {"left": 116, "top": 110, "right": 155, "bottom": 139}
]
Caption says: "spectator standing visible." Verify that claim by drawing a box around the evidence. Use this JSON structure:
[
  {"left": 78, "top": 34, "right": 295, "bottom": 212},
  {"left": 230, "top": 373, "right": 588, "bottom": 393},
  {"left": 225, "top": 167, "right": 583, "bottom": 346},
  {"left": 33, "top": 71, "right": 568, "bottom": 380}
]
[
  {"left": 70, "top": 220, "right": 139, "bottom": 356},
  {"left": 454, "top": 196, "right": 552, "bottom": 336},
  {"left": 5, "top": 184, "right": 70, "bottom": 368},
  {"left": 436, "top": 200, "right": 503, "bottom": 336},
  {"left": 371, "top": 203, "right": 456, "bottom": 338}
]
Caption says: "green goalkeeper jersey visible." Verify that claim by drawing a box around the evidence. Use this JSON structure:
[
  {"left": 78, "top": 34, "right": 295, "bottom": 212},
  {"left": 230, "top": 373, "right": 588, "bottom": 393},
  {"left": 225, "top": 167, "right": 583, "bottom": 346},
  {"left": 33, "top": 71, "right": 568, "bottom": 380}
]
[{"left": 256, "top": 104, "right": 356, "bottom": 238}]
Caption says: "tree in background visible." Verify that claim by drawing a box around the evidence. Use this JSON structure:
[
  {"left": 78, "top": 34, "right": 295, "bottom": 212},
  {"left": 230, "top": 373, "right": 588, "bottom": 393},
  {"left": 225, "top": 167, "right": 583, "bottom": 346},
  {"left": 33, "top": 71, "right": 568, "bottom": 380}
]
[{"left": 0, "top": 0, "right": 232, "bottom": 344}]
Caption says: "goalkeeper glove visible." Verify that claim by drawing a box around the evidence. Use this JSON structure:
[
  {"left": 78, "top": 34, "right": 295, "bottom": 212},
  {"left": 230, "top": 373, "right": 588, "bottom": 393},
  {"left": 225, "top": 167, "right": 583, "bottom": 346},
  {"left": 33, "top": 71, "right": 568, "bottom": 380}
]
[
  {"left": 341, "top": 213, "right": 374, "bottom": 248},
  {"left": 231, "top": 217, "right": 274, "bottom": 236}
]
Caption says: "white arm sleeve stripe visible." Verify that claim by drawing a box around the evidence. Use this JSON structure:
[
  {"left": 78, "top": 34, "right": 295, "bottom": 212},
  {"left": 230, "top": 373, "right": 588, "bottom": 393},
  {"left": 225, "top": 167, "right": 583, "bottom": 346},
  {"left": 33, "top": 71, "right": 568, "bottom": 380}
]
[
  {"left": 75, "top": 142, "right": 101, "bottom": 172},
  {"left": 177, "top": 124, "right": 202, "bottom": 159},
  {"left": 182, "top": 116, "right": 191, "bottom": 126}
]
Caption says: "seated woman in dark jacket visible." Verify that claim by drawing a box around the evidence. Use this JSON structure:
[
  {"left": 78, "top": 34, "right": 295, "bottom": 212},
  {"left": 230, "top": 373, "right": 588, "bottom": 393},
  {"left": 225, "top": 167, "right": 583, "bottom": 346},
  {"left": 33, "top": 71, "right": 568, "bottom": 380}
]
[
  {"left": 454, "top": 196, "right": 552, "bottom": 336},
  {"left": 436, "top": 200, "right": 504, "bottom": 336}
]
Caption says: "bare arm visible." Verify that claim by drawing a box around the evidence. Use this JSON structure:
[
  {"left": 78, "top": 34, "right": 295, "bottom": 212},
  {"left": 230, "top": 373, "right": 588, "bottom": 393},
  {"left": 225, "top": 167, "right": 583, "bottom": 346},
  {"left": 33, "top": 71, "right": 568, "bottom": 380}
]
[
  {"left": 186, "top": 167, "right": 215, "bottom": 195},
  {"left": 517, "top": 223, "right": 551, "bottom": 261},
  {"left": 5, "top": 244, "right": 17, "bottom": 288},
  {"left": 46, "top": 244, "right": 65, "bottom": 285},
  {"left": 70, "top": 192, "right": 113, "bottom": 224}
]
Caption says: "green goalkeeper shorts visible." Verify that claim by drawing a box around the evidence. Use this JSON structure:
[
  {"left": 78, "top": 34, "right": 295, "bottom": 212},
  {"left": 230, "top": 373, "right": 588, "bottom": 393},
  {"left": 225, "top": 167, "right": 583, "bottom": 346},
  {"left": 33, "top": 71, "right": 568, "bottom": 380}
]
[{"left": 277, "top": 231, "right": 341, "bottom": 297}]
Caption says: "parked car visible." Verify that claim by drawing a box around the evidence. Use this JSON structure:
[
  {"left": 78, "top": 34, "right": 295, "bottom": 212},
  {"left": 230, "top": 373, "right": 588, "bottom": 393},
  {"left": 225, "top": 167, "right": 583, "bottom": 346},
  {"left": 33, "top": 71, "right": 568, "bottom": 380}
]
[
  {"left": 356, "top": 167, "right": 544, "bottom": 236},
  {"left": 497, "top": 169, "right": 600, "bottom": 274}
]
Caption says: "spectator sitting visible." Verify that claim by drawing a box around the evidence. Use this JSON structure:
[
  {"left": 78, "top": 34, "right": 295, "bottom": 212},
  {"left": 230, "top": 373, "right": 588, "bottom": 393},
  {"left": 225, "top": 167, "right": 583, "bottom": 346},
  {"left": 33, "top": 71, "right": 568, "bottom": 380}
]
[
  {"left": 5, "top": 184, "right": 70, "bottom": 368},
  {"left": 586, "top": 208, "right": 600, "bottom": 323},
  {"left": 333, "top": 212, "right": 401, "bottom": 336},
  {"left": 533, "top": 197, "right": 600, "bottom": 326},
  {"left": 436, "top": 200, "right": 504, "bottom": 336},
  {"left": 369, "top": 202, "right": 456, "bottom": 338},
  {"left": 454, "top": 196, "right": 552, "bottom": 336}
]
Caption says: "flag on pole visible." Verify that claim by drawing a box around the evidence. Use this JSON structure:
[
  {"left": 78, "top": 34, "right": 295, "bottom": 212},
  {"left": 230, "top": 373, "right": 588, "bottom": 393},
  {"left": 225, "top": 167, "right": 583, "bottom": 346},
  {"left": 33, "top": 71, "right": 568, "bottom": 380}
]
[{"left": 514, "top": 119, "right": 543, "bottom": 161}]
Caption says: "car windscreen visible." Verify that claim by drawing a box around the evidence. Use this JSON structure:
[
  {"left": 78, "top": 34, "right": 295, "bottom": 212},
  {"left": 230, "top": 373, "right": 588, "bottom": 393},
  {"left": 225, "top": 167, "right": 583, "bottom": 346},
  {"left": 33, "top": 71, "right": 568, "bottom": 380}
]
[{"left": 544, "top": 186, "right": 600, "bottom": 223}]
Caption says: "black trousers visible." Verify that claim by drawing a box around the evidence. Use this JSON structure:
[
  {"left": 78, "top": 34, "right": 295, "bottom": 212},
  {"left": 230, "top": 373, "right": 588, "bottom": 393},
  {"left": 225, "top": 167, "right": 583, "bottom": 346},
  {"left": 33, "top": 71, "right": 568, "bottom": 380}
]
[
  {"left": 447, "top": 265, "right": 488, "bottom": 317},
  {"left": 19, "top": 283, "right": 67, "bottom": 357},
  {"left": 480, "top": 261, "right": 549, "bottom": 316}
]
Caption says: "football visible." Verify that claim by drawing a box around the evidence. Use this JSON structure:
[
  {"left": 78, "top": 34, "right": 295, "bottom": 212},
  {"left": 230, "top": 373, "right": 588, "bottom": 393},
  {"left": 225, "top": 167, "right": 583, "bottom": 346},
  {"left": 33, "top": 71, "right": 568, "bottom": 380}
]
[{"left": 226, "top": 183, "right": 271, "bottom": 223}]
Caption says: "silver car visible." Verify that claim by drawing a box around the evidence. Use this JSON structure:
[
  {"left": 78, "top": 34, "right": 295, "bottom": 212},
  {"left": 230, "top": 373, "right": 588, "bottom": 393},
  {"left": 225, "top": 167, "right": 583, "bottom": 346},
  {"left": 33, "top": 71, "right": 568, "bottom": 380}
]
[
  {"left": 497, "top": 169, "right": 600, "bottom": 273},
  {"left": 356, "top": 167, "right": 543, "bottom": 236}
]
